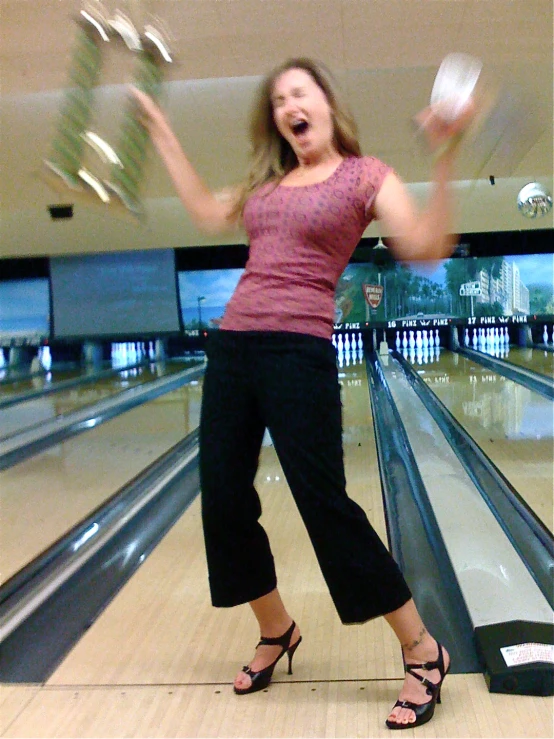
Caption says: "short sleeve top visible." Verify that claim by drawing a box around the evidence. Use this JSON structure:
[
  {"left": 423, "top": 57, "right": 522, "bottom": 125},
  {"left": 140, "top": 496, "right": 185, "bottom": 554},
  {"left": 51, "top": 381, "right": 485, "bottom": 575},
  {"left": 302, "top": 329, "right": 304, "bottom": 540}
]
[{"left": 220, "top": 155, "right": 392, "bottom": 339}]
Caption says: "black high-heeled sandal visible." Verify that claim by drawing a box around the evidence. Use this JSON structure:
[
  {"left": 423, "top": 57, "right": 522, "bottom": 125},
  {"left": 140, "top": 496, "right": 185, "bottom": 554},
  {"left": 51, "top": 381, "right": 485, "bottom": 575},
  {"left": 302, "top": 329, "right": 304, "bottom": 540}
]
[
  {"left": 385, "top": 640, "right": 449, "bottom": 730},
  {"left": 233, "top": 620, "right": 302, "bottom": 695}
]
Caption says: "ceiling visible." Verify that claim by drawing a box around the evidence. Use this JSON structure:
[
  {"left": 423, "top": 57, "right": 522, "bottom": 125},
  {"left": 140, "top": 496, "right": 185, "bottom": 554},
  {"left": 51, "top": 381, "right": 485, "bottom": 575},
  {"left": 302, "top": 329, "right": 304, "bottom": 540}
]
[{"left": 1, "top": 0, "right": 552, "bottom": 259}]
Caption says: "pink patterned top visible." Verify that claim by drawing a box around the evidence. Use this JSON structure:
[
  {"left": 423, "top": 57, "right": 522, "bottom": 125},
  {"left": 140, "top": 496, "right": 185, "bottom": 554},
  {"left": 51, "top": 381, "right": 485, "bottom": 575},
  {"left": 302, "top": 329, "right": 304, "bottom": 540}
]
[{"left": 220, "top": 156, "right": 392, "bottom": 339}]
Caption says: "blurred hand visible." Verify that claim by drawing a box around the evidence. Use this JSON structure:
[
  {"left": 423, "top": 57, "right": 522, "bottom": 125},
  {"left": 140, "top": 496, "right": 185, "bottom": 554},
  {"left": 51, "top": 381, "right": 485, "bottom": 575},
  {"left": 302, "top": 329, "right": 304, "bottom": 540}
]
[
  {"left": 128, "top": 85, "right": 166, "bottom": 131},
  {"left": 414, "top": 98, "right": 477, "bottom": 156}
]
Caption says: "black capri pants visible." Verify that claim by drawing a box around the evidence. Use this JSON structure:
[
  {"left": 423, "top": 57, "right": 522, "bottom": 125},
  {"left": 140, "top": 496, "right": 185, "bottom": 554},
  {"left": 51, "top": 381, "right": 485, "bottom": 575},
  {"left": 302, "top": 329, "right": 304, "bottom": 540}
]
[{"left": 199, "top": 330, "right": 412, "bottom": 624}]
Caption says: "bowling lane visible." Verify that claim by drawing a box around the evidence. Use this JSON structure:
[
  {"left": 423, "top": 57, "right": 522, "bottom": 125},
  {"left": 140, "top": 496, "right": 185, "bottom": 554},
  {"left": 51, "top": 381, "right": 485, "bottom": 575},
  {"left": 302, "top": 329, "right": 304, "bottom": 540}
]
[
  {"left": 46, "top": 352, "right": 403, "bottom": 689},
  {"left": 0, "top": 375, "right": 203, "bottom": 585},
  {"left": 410, "top": 349, "right": 553, "bottom": 531},
  {"left": 0, "top": 361, "right": 196, "bottom": 440},
  {"left": 0, "top": 366, "right": 83, "bottom": 398},
  {"left": 489, "top": 345, "right": 554, "bottom": 378}
]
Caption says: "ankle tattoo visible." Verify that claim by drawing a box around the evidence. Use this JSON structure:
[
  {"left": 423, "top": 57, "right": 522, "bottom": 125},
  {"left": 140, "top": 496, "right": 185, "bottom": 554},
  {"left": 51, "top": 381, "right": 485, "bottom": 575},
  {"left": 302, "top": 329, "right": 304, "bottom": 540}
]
[{"left": 402, "top": 627, "right": 427, "bottom": 653}]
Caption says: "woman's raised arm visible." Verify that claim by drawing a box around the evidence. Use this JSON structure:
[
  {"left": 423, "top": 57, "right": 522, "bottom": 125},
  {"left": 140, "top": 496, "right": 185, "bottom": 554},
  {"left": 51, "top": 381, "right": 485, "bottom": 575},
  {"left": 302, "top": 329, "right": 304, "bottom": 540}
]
[
  {"left": 374, "top": 102, "right": 475, "bottom": 262},
  {"left": 130, "top": 86, "right": 240, "bottom": 234}
]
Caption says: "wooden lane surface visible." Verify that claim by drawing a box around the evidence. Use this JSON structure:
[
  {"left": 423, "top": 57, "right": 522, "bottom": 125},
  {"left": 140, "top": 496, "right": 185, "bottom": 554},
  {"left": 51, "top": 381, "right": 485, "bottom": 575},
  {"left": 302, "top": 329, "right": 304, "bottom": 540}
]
[
  {"left": 0, "top": 367, "right": 82, "bottom": 399},
  {"left": 2, "top": 676, "right": 552, "bottom": 738},
  {"left": 0, "top": 380, "right": 203, "bottom": 584},
  {"left": 426, "top": 351, "right": 553, "bottom": 532},
  {"left": 2, "top": 359, "right": 552, "bottom": 737},
  {"left": 502, "top": 346, "right": 554, "bottom": 379},
  {"left": 43, "top": 357, "right": 393, "bottom": 686},
  {"left": 0, "top": 363, "right": 188, "bottom": 439}
]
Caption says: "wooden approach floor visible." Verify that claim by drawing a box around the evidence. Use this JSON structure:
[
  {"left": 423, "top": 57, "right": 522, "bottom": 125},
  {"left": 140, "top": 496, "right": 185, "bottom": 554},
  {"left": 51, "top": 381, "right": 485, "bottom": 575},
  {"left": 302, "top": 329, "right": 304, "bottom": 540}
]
[
  {"left": 2, "top": 360, "right": 553, "bottom": 738},
  {"left": 1, "top": 675, "right": 552, "bottom": 738}
]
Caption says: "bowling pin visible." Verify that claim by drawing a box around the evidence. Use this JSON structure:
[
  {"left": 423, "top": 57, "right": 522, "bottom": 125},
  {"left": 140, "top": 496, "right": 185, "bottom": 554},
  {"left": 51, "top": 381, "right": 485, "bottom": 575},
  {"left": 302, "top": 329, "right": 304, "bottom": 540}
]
[{"left": 41, "top": 346, "right": 52, "bottom": 371}]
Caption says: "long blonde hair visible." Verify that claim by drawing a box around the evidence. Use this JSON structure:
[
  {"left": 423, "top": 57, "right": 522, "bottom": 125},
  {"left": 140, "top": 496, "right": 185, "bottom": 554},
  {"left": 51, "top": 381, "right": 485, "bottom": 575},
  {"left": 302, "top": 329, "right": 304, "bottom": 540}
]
[{"left": 231, "top": 58, "right": 362, "bottom": 221}]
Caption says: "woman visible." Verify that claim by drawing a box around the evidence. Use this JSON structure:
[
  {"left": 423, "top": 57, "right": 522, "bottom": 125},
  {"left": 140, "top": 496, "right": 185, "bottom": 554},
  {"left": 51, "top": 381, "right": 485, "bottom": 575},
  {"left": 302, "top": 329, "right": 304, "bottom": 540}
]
[{"left": 131, "top": 57, "right": 474, "bottom": 729}]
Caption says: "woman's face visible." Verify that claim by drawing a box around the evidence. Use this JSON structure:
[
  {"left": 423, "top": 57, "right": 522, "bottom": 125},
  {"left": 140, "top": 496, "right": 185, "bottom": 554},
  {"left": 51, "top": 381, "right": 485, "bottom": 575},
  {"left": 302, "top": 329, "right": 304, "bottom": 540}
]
[{"left": 270, "top": 67, "right": 335, "bottom": 160}]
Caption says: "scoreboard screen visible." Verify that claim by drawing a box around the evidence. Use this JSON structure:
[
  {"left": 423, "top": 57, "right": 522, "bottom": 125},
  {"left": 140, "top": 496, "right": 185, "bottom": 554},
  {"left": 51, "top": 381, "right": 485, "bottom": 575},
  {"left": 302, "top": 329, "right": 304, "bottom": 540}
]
[{"left": 50, "top": 249, "right": 182, "bottom": 339}]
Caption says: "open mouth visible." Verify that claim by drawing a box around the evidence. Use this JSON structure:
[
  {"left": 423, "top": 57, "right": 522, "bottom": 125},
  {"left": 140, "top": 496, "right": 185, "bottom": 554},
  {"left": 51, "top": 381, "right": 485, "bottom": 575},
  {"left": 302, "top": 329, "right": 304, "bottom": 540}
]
[{"left": 291, "top": 120, "right": 309, "bottom": 136}]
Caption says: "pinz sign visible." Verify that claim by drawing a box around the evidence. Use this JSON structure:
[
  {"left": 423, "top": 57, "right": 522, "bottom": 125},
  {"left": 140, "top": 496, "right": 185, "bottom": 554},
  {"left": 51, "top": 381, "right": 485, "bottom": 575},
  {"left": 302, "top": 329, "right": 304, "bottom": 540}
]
[{"left": 363, "top": 284, "right": 384, "bottom": 309}]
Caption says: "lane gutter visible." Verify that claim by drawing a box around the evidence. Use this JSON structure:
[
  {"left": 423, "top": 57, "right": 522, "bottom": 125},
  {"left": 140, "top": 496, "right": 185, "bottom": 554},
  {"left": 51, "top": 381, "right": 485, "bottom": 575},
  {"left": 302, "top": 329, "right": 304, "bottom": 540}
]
[
  {"left": 458, "top": 347, "right": 554, "bottom": 400},
  {"left": 393, "top": 349, "right": 553, "bottom": 606},
  {"left": 0, "top": 430, "right": 201, "bottom": 682},
  {"left": 392, "top": 350, "right": 554, "bottom": 697},
  {"left": 365, "top": 351, "right": 480, "bottom": 673}
]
